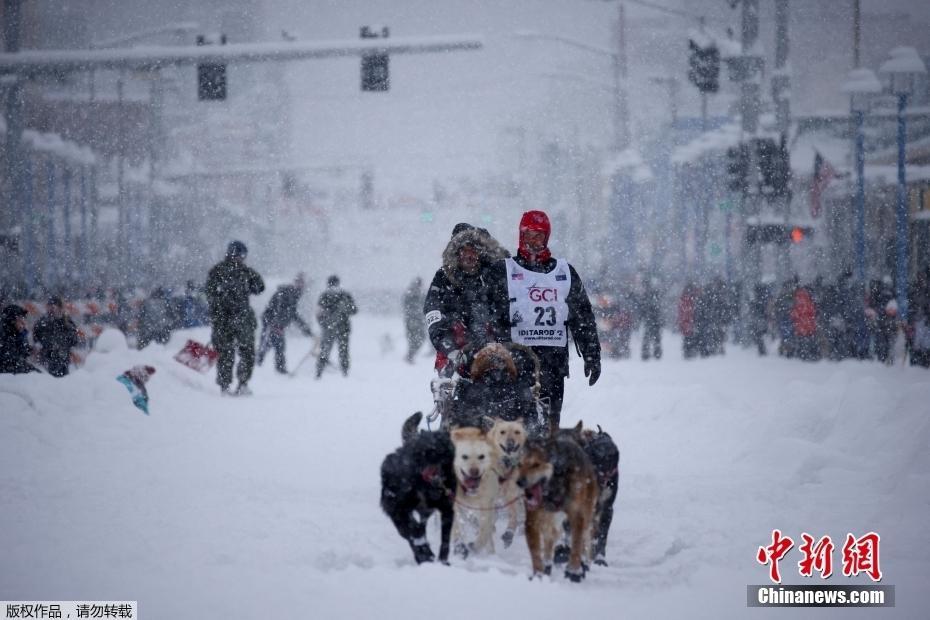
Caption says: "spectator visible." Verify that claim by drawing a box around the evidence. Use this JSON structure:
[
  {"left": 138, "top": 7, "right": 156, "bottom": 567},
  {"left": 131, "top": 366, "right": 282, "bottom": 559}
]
[
  {"left": 258, "top": 274, "right": 313, "bottom": 374},
  {"left": 402, "top": 277, "right": 426, "bottom": 364},
  {"left": 205, "top": 240, "right": 265, "bottom": 396},
  {"left": 0, "top": 304, "right": 38, "bottom": 374},
  {"left": 33, "top": 296, "right": 81, "bottom": 377},
  {"left": 315, "top": 275, "right": 358, "bottom": 378}
]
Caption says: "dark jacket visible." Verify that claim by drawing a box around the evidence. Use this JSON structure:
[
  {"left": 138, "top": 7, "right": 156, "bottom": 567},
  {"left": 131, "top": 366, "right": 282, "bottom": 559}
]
[
  {"left": 317, "top": 287, "right": 357, "bottom": 333},
  {"left": 403, "top": 281, "right": 425, "bottom": 331},
  {"left": 205, "top": 258, "right": 265, "bottom": 330},
  {"left": 485, "top": 254, "right": 600, "bottom": 378},
  {"left": 448, "top": 345, "right": 538, "bottom": 427},
  {"left": 33, "top": 313, "right": 80, "bottom": 377},
  {"left": 638, "top": 284, "right": 663, "bottom": 330},
  {"left": 262, "top": 284, "right": 312, "bottom": 334},
  {"left": 0, "top": 305, "right": 37, "bottom": 374},
  {"left": 423, "top": 228, "right": 509, "bottom": 355}
]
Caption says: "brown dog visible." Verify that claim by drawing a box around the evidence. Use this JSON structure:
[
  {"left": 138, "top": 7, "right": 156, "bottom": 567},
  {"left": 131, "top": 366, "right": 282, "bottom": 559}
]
[{"left": 517, "top": 435, "right": 598, "bottom": 581}]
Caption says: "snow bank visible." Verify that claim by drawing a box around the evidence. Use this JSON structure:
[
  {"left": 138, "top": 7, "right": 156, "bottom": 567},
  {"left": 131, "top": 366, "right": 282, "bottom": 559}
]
[{"left": 1, "top": 315, "right": 928, "bottom": 618}]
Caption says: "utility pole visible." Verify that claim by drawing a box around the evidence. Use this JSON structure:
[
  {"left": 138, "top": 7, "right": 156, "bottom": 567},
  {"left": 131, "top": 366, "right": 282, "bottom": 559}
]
[
  {"left": 772, "top": 0, "right": 791, "bottom": 284},
  {"left": 853, "top": 0, "right": 861, "bottom": 69},
  {"left": 739, "top": 0, "right": 761, "bottom": 134},
  {"left": 773, "top": 0, "right": 790, "bottom": 137},
  {"left": 615, "top": 2, "right": 630, "bottom": 149},
  {"left": 2, "top": 0, "right": 34, "bottom": 291}
]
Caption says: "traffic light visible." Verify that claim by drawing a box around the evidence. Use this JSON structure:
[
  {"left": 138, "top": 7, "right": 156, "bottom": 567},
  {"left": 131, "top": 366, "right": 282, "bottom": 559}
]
[
  {"left": 360, "top": 26, "right": 390, "bottom": 92},
  {"left": 688, "top": 39, "right": 720, "bottom": 94},
  {"left": 726, "top": 144, "right": 750, "bottom": 194},
  {"left": 197, "top": 34, "right": 227, "bottom": 101},
  {"left": 789, "top": 226, "right": 810, "bottom": 244},
  {"left": 755, "top": 137, "right": 791, "bottom": 197},
  {"left": 746, "top": 224, "right": 813, "bottom": 246}
]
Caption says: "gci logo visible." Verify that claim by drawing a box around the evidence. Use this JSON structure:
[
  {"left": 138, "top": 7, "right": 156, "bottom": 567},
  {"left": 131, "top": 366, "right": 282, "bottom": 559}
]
[{"left": 528, "top": 286, "right": 558, "bottom": 302}]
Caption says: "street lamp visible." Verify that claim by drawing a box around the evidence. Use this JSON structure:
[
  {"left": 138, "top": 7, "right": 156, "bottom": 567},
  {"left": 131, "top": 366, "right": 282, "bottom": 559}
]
[
  {"left": 841, "top": 67, "right": 881, "bottom": 283},
  {"left": 879, "top": 46, "right": 926, "bottom": 322}
]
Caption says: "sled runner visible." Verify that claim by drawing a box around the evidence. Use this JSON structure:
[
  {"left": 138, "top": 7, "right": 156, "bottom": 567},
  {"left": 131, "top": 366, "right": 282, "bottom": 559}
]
[{"left": 174, "top": 339, "right": 218, "bottom": 373}]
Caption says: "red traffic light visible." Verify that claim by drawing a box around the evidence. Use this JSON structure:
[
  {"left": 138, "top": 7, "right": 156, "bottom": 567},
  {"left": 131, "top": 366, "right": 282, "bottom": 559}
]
[{"left": 790, "top": 227, "right": 805, "bottom": 243}]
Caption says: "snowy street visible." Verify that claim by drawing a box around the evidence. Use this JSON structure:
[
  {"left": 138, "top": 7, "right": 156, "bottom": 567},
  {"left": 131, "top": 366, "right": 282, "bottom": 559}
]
[{"left": 2, "top": 314, "right": 928, "bottom": 619}]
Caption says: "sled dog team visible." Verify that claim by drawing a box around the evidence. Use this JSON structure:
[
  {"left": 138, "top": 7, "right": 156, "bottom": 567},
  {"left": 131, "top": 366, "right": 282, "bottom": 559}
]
[{"left": 380, "top": 395, "right": 619, "bottom": 582}]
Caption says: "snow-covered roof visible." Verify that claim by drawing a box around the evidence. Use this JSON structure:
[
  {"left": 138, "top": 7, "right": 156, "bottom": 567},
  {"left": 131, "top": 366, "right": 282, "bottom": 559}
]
[
  {"left": 603, "top": 148, "right": 653, "bottom": 182},
  {"left": 670, "top": 123, "right": 742, "bottom": 164},
  {"left": 0, "top": 116, "right": 96, "bottom": 165}
]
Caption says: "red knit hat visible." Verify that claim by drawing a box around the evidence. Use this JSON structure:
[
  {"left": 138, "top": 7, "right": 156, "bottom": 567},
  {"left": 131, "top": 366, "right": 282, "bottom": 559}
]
[{"left": 518, "top": 210, "right": 551, "bottom": 262}]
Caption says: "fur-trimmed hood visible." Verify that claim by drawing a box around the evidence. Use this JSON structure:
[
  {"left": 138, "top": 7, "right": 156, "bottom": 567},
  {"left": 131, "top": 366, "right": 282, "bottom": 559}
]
[
  {"left": 441, "top": 228, "right": 510, "bottom": 286},
  {"left": 470, "top": 342, "right": 518, "bottom": 382}
]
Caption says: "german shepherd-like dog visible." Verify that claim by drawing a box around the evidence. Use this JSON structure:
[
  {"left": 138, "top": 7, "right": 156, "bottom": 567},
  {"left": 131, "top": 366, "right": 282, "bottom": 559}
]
[
  {"left": 517, "top": 434, "right": 598, "bottom": 581},
  {"left": 380, "top": 411, "right": 456, "bottom": 564}
]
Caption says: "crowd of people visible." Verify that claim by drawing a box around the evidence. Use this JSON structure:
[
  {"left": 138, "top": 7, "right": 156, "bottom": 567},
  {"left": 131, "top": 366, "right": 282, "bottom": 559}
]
[
  {"left": 0, "top": 282, "right": 211, "bottom": 377},
  {"left": 588, "top": 268, "right": 930, "bottom": 368},
  {"left": 5, "top": 232, "right": 929, "bottom": 385}
]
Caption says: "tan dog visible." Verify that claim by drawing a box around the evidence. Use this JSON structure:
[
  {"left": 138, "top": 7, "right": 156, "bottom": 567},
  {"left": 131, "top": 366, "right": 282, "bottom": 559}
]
[
  {"left": 517, "top": 435, "right": 599, "bottom": 581},
  {"left": 486, "top": 417, "right": 527, "bottom": 548},
  {"left": 450, "top": 426, "right": 500, "bottom": 556}
]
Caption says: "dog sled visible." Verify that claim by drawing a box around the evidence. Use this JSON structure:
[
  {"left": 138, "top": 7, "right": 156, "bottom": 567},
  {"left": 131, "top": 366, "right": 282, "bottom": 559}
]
[{"left": 427, "top": 342, "right": 551, "bottom": 436}]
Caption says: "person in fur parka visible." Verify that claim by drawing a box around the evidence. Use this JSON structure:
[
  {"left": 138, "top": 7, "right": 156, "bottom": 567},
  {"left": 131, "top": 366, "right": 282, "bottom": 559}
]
[{"left": 423, "top": 223, "right": 510, "bottom": 376}]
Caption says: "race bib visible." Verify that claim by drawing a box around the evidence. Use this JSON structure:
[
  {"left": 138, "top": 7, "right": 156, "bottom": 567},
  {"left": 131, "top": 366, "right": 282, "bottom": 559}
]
[{"left": 505, "top": 258, "right": 571, "bottom": 347}]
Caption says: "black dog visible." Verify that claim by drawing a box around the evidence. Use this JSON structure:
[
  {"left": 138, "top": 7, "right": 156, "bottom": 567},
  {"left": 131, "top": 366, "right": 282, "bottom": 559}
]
[
  {"left": 380, "top": 411, "right": 456, "bottom": 564},
  {"left": 581, "top": 425, "right": 620, "bottom": 565},
  {"left": 553, "top": 422, "right": 620, "bottom": 567}
]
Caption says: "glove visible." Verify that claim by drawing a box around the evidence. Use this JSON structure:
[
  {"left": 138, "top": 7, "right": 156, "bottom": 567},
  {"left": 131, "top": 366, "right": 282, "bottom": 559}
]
[
  {"left": 446, "top": 349, "right": 466, "bottom": 371},
  {"left": 584, "top": 357, "right": 601, "bottom": 386}
]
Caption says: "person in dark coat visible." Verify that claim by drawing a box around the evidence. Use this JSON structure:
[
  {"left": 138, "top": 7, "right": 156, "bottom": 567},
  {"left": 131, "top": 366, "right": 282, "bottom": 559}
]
[
  {"left": 258, "top": 274, "right": 313, "bottom": 374},
  {"left": 402, "top": 277, "right": 426, "bottom": 363},
  {"left": 447, "top": 342, "right": 539, "bottom": 431},
  {"left": 748, "top": 283, "right": 770, "bottom": 356},
  {"left": 677, "top": 282, "right": 700, "bottom": 359},
  {"left": 315, "top": 275, "right": 357, "bottom": 378},
  {"left": 639, "top": 278, "right": 663, "bottom": 361},
  {"left": 869, "top": 277, "right": 897, "bottom": 364},
  {"left": 485, "top": 210, "right": 601, "bottom": 434},
  {"left": 205, "top": 240, "right": 265, "bottom": 395},
  {"left": 32, "top": 296, "right": 81, "bottom": 377},
  {"left": 423, "top": 224, "right": 510, "bottom": 376},
  {"left": 0, "top": 304, "right": 38, "bottom": 374},
  {"left": 137, "top": 287, "right": 173, "bottom": 349}
]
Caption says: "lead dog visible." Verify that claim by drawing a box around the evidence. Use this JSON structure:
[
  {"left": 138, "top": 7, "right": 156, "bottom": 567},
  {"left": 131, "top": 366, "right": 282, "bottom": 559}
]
[
  {"left": 486, "top": 417, "right": 527, "bottom": 548},
  {"left": 450, "top": 426, "right": 499, "bottom": 556},
  {"left": 517, "top": 435, "right": 598, "bottom": 581},
  {"left": 380, "top": 411, "right": 456, "bottom": 564}
]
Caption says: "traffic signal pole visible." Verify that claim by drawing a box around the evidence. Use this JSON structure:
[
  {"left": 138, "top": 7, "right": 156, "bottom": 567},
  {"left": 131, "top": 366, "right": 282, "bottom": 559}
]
[{"left": 0, "top": 33, "right": 483, "bottom": 290}]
